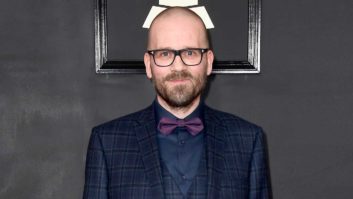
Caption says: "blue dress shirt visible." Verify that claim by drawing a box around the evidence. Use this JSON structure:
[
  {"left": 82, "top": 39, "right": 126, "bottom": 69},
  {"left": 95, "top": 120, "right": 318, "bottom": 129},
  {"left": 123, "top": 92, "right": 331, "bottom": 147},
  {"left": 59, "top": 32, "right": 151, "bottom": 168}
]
[{"left": 154, "top": 100, "right": 205, "bottom": 196}]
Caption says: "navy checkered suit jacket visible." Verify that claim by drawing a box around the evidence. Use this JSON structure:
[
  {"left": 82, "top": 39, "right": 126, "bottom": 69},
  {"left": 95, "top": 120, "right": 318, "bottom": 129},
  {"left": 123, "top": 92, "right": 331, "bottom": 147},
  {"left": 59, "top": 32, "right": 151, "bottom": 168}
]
[{"left": 83, "top": 104, "right": 271, "bottom": 199}]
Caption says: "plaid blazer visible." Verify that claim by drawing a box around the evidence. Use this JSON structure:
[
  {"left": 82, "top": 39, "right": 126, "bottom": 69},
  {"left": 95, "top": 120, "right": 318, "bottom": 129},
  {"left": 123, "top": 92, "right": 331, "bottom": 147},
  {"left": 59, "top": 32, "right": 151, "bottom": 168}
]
[{"left": 83, "top": 104, "right": 271, "bottom": 199}]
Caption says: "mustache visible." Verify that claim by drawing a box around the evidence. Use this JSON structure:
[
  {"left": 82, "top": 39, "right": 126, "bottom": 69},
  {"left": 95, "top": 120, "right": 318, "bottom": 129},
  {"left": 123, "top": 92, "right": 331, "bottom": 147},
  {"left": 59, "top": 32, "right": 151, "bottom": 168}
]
[{"left": 164, "top": 71, "right": 193, "bottom": 81}]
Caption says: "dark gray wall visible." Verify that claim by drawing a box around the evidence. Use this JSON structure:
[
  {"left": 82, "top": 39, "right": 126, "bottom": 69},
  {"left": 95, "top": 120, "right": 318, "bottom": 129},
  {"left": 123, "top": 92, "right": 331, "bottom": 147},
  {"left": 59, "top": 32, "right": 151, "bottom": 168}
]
[{"left": 1, "top": 0, "right": 353, "bottom": 198}]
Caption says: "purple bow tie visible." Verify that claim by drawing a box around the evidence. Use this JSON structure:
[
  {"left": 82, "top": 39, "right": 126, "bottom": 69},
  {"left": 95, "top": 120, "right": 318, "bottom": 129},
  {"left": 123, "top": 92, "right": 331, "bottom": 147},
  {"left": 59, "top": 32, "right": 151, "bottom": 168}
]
[{"left": 158, "top": 117, "right": 204, "bottom": 136}]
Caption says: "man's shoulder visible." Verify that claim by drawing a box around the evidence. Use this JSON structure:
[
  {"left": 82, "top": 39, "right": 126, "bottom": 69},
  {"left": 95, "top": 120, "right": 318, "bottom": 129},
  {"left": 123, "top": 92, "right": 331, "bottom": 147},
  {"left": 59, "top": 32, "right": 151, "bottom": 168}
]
[
  {"left": 204, "top": 105, "right": 263, "bottom": 133},
  {"left": 92, "top": 105, "right": 153, "bottom": 134}
]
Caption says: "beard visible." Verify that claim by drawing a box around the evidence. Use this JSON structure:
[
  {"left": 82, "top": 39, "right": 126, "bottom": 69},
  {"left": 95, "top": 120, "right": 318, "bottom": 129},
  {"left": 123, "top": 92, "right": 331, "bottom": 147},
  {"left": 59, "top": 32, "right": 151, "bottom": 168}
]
[{"left": 152, "top": 70, "right": 207, "bottom": 108}]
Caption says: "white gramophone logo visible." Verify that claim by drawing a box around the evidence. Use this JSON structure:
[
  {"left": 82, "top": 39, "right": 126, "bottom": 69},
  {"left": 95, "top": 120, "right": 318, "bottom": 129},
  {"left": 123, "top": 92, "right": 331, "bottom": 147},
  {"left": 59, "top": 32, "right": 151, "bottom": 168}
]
[{"left": 142, "top": 0, "right": 214, "bottom": 29}]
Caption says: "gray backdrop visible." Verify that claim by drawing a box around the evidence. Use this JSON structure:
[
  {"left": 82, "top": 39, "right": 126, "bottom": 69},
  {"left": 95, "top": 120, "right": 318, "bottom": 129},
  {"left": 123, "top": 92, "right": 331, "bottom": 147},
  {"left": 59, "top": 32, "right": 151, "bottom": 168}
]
[{"left": 1, "top": 0, "right": 353, "bottom": 198}]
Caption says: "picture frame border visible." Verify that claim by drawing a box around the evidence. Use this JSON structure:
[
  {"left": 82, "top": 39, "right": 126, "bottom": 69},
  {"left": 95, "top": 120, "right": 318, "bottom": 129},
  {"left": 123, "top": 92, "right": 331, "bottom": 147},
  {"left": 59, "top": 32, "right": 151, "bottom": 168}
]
[{"left": 95, "top": 0, "right": 262, "bottom": 74}]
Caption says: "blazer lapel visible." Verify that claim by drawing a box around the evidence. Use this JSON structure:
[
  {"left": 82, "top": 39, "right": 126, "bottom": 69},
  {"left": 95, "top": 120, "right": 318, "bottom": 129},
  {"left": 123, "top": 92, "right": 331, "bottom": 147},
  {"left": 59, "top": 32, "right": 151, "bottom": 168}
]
[
  {"left": 204, "top": 106, "right": 225, "bottom": 199},
  {"left": 134, "top": 105, "right": 165, "bottom": 198}
]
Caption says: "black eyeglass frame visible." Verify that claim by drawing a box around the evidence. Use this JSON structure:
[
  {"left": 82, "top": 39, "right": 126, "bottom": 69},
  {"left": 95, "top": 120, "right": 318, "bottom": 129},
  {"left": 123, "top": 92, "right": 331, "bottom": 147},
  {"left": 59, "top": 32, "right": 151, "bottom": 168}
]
[{"left": 147, "top": 48, "right": 209, "bottom": 67}]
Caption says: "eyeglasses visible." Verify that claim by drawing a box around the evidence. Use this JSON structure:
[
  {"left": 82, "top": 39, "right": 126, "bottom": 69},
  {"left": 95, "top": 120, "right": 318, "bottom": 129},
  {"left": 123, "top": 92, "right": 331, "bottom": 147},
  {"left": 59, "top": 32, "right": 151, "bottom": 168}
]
[{"left": 147, "top": 48, "right": 209, "bottom": 67}]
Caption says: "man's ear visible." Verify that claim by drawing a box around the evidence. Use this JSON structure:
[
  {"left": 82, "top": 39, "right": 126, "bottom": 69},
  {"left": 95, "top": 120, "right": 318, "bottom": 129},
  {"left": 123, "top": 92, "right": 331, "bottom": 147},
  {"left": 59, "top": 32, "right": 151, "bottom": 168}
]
[
  {"left": 144, "top": 52, "right": 153, "bottom": 79},
  {"left": 206, "top": 50, "right": 214, "bottom": 75}
]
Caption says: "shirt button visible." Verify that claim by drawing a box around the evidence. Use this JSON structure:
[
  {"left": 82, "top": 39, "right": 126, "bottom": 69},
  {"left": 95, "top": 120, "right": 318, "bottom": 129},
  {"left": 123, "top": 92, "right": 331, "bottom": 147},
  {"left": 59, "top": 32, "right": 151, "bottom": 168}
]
[
  {"left": 179, "top": 140, "right": 185, "bottom": 145},
  {"left": 182, "top": 175, "right": 187, "bottom": 180}
]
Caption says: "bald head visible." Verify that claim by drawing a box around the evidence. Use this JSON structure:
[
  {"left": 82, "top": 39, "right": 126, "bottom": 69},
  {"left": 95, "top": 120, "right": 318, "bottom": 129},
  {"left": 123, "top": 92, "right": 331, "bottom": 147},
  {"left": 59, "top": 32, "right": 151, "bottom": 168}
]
[{"left": 147, "top": 7, "right": 209, "bottom": 49}]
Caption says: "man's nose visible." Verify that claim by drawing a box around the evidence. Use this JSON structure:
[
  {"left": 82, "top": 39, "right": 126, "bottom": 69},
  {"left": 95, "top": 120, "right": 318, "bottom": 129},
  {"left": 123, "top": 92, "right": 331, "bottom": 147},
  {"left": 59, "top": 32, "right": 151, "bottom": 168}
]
[{"left": 171, "top": 55, "right": 187, "bottom": 71}]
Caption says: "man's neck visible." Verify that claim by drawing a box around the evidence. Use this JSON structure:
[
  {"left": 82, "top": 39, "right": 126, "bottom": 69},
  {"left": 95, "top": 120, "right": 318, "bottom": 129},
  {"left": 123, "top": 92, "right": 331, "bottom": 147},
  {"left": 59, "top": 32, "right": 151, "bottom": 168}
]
[{"left": 156, "top": 96, "right": 201, "bottom": 119}]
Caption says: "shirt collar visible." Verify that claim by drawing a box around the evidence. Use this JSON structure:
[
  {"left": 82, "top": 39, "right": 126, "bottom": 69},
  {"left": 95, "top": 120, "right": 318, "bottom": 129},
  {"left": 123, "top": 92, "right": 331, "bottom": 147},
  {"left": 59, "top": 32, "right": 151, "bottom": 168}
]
[{"left": 154, "top": 98, "right": 204, "bottom": 125}]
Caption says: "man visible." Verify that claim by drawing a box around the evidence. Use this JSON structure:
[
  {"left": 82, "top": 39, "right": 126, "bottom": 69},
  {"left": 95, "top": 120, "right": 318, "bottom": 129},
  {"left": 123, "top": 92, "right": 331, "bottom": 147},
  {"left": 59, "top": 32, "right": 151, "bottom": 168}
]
[{"left": 83, "top": 7, "right": 270, "bottom": 199}]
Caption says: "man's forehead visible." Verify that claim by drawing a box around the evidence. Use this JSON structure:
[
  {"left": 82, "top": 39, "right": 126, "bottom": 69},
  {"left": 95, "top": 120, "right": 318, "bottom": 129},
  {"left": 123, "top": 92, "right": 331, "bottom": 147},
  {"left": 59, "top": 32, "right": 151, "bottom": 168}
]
[{"left": 149, "top": 23, "right": 206, "bottom": 48}]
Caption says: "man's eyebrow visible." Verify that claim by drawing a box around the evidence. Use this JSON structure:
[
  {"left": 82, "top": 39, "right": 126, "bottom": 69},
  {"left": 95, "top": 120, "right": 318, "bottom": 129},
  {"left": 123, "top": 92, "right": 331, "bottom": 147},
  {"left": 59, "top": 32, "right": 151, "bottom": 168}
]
[{"left": 152, "top": 46, "right": 201, "bottom": 50}]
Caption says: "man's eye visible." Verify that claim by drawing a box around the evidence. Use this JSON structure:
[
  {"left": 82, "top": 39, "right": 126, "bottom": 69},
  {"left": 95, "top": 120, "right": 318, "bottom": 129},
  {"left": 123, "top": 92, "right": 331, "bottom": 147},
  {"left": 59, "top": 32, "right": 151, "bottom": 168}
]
[
  {"left": 184, "top": 50, "right": 200, "bottom": 57},
  {"left": 160, "top": 51, "right": 170, "bottom": 57},
  {"left": 186, "top": 50, "right": 194, "bottom": 56}
]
